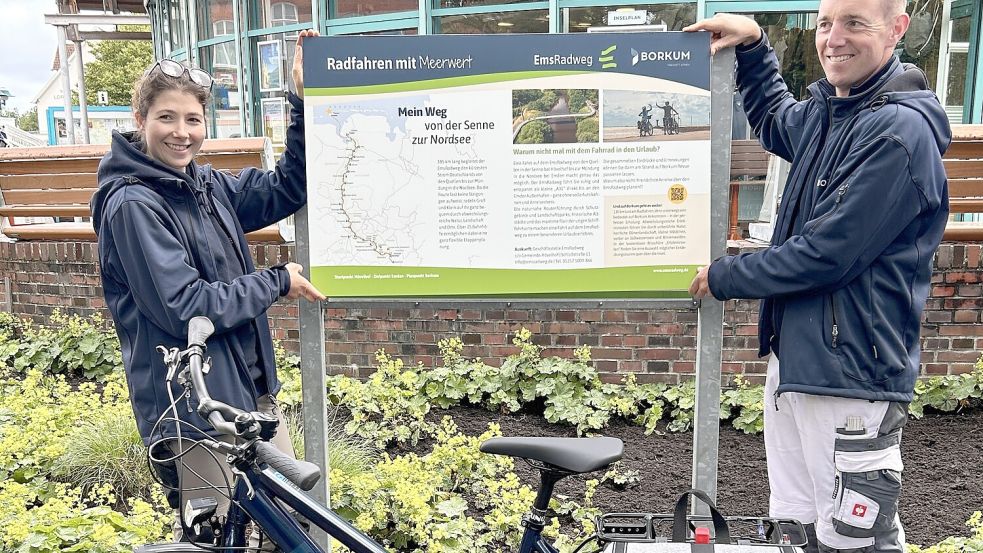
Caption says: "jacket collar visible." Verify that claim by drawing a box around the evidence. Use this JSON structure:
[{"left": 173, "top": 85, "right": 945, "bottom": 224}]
[{"left": 810, "top": 57, "right": 902, "bottom": 120}]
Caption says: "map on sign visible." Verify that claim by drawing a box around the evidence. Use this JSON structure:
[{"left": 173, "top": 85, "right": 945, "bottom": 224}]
[{"left": 310, "top": 98, "right": 430, "bottom": 266}]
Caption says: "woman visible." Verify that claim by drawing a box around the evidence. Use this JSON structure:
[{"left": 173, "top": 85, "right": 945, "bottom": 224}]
[{"left": 91, "top": 30, "right": 324, "bottom": 539}]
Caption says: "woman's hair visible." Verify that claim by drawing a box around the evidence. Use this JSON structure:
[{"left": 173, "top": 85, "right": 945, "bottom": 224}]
[{"left": 131, "top": 60, "right": 211, "bottom": 120}]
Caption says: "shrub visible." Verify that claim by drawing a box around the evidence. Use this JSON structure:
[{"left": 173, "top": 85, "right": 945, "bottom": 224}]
[
  {"left": 0, "top": 310, "right": 121, "bottom": 380},
  {"left": 51, "top": 402, "right": 155, "bottom": 504},
  {"left": 0, "top": 480, "right": 169, "bottom": 553}
]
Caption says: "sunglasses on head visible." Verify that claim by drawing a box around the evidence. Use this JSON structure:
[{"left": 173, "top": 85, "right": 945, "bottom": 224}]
[{"left": 150, "top": 59, "right": 214, "bottom": 90}]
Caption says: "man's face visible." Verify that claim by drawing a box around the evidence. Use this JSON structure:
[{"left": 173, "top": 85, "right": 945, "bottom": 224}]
[{"left": 815, "top": 0, "right": 909, "bottom": 97}]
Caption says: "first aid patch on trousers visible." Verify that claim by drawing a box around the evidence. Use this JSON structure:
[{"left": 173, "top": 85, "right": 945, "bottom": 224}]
[{"left": 836, "top": 489, "right": 880, "bottom": 530}]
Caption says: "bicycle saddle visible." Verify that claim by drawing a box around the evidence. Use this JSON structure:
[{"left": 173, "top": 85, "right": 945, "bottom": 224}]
[{"left": 480, "top": 436, "right": 623, "bottom": 473}]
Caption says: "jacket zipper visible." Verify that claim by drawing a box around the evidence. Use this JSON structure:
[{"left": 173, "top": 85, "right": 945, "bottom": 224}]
[{"left": 828, "top": 183, "right": 849, "bottom": 349}]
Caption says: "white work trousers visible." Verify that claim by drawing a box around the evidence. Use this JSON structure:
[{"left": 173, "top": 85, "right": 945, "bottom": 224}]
[{"left": 764, "top": 355, "right": 907, "bottom": 553}]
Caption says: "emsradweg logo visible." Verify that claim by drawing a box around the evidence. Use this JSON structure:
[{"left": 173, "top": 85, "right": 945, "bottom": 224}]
[{"left": 600, "top": 45, "right": 617, "bottom": 69}]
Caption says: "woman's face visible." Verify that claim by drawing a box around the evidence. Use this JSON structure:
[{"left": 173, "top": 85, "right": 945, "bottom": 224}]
[{"left": 135, "top": 89, "right": 206, "bottom": 171}]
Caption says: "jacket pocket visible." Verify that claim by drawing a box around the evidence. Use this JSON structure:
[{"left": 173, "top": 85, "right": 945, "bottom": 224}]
[{"left": 832, "top": 432, "right": 903, "bottom": 538}]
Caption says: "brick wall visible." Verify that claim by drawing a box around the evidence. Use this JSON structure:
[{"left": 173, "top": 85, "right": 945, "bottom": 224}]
[{"left": 1, "top": 240, "right": 980, "bottom": 382}]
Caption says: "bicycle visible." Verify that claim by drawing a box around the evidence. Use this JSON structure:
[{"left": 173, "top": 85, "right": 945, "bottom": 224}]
[
  {"left": 135, "top": 316, "right": 626, "bottom": 553},
  {"left": 662, "top": 115, "right": 679, "bottom": 135},
  {"left": 137, "top": 317, "right": 807, "bottom": 553}
]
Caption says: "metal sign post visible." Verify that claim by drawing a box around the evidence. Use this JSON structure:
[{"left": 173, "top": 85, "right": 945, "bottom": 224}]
[{"left": 692, "top": 47, "right": 736, "bottom": 510}]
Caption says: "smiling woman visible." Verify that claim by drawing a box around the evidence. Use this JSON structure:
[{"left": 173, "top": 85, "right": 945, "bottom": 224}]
[{"left": 89, "top": 31, "right": 327, "bottom": 544}]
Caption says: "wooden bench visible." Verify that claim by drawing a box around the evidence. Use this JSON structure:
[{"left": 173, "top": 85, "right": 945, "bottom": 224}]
[
  {"left": 944, "top": 125, "right": 983, "bottom": 241},
  {"left": 730, "top": 127, "right": 983, "bottom": 242},
  {"left": 728, "top": 139, "right": 773, "bottom": 240},
  {"left": 0, "top": 137, "right": 291, "bottom": 243}
]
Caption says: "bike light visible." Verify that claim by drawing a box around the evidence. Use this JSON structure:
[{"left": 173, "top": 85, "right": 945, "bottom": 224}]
[{"left": 183, "top": 496, "right": 218, "bottom": 530}]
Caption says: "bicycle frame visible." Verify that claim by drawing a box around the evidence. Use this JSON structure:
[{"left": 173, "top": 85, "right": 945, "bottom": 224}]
[
  {"left": 216, "top": 460, "right": 559, "bottom": 553},
  {"left": 212, "top": 458, "right": 572, "bottom": 553},
  {"left": 218, "top": 463, "right": 385, "bottom": 553}
]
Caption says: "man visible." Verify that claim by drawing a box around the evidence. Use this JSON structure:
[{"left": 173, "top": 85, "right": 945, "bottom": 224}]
[
  {"left": 659, "top": 101, "right": 679, "bottom": 132},
  {"left": 685, "top": 2, "right": 950, "bottom": 553}
]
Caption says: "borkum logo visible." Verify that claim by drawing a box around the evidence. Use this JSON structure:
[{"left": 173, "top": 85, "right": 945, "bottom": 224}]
[
  {"left": 599, "top": 45, "right": 617, "bottom": 69},
  {"left": 631, "top": 48, "right": 692, "bottom": 66}
]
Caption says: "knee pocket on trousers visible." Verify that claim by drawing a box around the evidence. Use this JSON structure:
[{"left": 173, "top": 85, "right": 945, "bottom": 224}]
[{"left": 831, "top": 432, "right": 903, "bottom": 539}]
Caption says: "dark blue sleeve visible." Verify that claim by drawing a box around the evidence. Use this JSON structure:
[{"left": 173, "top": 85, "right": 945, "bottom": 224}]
[
  {"left": 708, "top": 136, "right": 924, "bottom": 300},
  {"left": 735, "top": 34, "right": 811, "bottom": 161},
  {"left": 108, "top": 198, "right": 289, "bottom": 338},
  {"left": 219, "top": 92, "right": 307, "bottom": 233}
]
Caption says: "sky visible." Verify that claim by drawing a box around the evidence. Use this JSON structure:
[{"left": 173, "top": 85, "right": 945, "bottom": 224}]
[{"left": 0, "top": 0, "right": 61, "bottom": 113}]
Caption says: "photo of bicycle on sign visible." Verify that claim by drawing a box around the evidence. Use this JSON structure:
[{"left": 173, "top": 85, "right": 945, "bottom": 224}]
[{"left": 602, "top": 90, "right": 710, "bottom": 142}]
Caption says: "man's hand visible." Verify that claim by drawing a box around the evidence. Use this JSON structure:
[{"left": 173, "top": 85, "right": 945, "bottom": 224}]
[
  {"left": 291, "top": 29, "right": 320, "bottom": 100},
  {"left": 683, "top": 13, "right": 762, "bottom": 56},
  {"left": 689, "top": 265, "right": 713, "bottom": 300},
  {"left": 284, "top": 262, "right": 327, "bottom": 302}
]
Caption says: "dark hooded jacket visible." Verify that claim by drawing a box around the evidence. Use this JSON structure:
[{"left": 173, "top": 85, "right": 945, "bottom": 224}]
[
  {"left": 708, "top": 35, "right": 951, "bottom": 402},
  {"left": 91, "top": 92, "right": 307, "bottom": 445}
]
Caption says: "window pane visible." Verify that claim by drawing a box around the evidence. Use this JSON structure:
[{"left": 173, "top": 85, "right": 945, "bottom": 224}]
[
  {"left": 565, "top": 4, "right": 697, "bottom": 32},
  {"left": 898, "top": 0, "right": 943, "bottom": 88},
  {"left": 947, "top": 52, "right": 968, "bottom": 108},
  {"left": 197, "top": 0, "right": 234, "bottom": 40},
  {"left": 352, "top": 27, "right": 419, "bottom": 35},
  {"left": 334, "top": 0, "right": 417, "bottom": 18},
  {"left": 436, "top": 9, "right": 548, "bottom": 34},
  {"left": 951, "top": 15, "right": 971, "bottom": 43},
  {"left": 250, "top": 0, "right": 312, "bottom": 29},
  {"left": 438, "top": 0, "right": 537, "bottom": 7},
  {"left": 168, "top": 0, "right": 187, "bottom": 51},
  {"left": 199, "top": 44, "right": 243, "bottom": 139},
  {"left": 251, "top": 33, "right": 295, "bottom": 145},
  {"left": 753, "top": 12, "right": 822, "bottom": 101}
]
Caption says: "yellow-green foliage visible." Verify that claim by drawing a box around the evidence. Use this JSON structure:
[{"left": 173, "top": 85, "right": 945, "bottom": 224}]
[
  {"left": 0, "top": 370, "right": 169, "bottom": 551},
  {"left": 330, "top": 419, "right": 532, "bottom": 552},
  {"left": 328, "top": 349, "right": 435, "bottom": 448},
  {"left": 0, "top": 480, "right": 169, "bottom": 552},
  {"left": 0, "top": 369, "right": 125, "bottom": 482},
  {"left": 908, "top": 511, "right": 983, "bottom": 553}
]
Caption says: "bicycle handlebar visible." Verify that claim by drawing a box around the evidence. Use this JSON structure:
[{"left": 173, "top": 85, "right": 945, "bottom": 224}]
[{"left": 181, "top": 316, "right": 322, "bottom": 491}]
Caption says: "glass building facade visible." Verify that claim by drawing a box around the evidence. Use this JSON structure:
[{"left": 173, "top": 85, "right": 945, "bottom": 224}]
[{"left": 145, "top": 0, "right": 982, "bottom": 146}]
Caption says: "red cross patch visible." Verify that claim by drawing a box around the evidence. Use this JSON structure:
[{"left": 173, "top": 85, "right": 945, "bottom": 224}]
[{"left": 852, "top": 503, "right": 868, "bottom": 517}]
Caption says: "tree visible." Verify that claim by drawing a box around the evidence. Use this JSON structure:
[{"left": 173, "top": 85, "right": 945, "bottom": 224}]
[
  {"left": 83, "top": 26, "right": 153, "bottom": 106},
  {"left": 515, "top": 120, "right": 551, "bottom": 144},
  {"left": 17, "top": 108, "right": 38, "bottom": 132}
]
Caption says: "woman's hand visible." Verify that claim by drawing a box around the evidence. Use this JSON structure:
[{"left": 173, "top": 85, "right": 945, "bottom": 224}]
[
  {"left": 284, "top": 262, "right": 327, "bottom": 302},
  {"left": 292, "top": 29, "right": 320, "bottom": 100}
]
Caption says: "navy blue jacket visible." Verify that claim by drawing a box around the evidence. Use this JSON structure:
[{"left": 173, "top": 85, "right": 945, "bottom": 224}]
[
  {"left": 708, "top": 35, "right": 951, "bottom": 402},
  {"left": 92, "top": 93, "right": 307, "bottom": 445}
]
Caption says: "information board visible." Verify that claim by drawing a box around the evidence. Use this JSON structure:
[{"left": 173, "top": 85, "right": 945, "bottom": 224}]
[{"left": 303, "top": 32, "right": 712, "bottom": 298}]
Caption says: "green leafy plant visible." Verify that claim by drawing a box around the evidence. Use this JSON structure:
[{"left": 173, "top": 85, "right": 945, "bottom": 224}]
[
  {"left": 284, "top": 407, "right": 378, "bottom": 480},
  {"left": 601, "top": 461, "right": 641, "bottom": 490},
  {"left": 327, "top": 349, "right": 435, "bottom": 447},
  {"left": 720, "top": 374, "right": 765, "bottom": 434},
  {"left": 908, "top": 511, "right": 983, "bottom": 553},
  {"left": 0, "top": 480, "right": 169, "bottom": 553},
  {"left": 50, "top": 402, "right": 155, "bottom": 504},
  {"left": 909, "top": 358, "right": 983, "bottom": 418},
  {"left": 0, "top": 310, "right": 121, "bottom": 380}
]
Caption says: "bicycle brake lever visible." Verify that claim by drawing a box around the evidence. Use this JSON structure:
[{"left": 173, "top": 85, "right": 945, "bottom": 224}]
[{"left": 231, "top": 466, "right": 255, "bottom": 499}]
